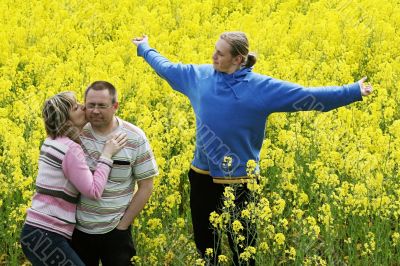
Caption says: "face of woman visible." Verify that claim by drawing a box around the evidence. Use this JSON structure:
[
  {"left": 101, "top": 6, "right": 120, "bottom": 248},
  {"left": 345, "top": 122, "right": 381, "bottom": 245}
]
[
  {"left": 69, "top": 102, "right": 87, "bottom": 128},
  {"left": 212, "top": 38, "right": 241, "bottom": 74}
]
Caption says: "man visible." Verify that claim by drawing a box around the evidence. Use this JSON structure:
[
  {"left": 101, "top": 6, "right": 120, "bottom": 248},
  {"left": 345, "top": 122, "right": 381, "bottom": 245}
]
[{"left": 72, "top": 81, "right": 158, "bottom": 266}]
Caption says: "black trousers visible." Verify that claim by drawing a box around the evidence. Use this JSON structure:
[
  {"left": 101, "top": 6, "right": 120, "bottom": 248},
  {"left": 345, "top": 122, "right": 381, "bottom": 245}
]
[
  {"left": 71, "top": 226, "right": 135, "bottom": 266},
  {"left": 189, "top": 169, "right": 256, "bottom": 265}
]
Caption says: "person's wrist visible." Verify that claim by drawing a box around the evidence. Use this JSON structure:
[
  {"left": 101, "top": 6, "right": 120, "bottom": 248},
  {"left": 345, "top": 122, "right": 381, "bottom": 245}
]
[
  {"left": 101, "top": 152, "right": 112, "bottom": 159},
  {"left": 116, "top": 222, "right": 129, "bottom": 230}
]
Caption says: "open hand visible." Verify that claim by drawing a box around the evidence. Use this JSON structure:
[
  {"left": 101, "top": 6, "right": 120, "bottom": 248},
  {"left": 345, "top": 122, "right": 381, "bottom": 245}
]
[
  {"left": 102, "top": 132, "right": 128, "bottom": 158},
  {"left": 132, "top": 35, "right": 148, "bottom": 47},
  {"left": 358, "top": 77, "right": 373, "bottom": 96}
]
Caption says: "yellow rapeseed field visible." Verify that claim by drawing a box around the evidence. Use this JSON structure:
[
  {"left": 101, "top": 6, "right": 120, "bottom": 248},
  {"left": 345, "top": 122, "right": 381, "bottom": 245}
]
[{"left": 1, "top": 0, "right": 400, "bottom": 265}]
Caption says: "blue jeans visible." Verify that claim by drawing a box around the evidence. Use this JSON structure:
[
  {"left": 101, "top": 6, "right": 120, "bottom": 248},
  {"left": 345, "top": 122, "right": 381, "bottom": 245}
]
[{"left": 20, "top": 223, "right": 85, "bottom": 266}]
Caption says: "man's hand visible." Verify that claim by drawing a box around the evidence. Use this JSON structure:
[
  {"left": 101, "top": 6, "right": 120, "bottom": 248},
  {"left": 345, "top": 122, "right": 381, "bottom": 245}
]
[
  {"left": 132, "top": 35, "right": 148, "bottom": 47},
  {"left": 116, "top": 222, "right": 130, "bottom": 230},
  {"left": 358, "top": 77, "right": 373, "bottom": 96}
]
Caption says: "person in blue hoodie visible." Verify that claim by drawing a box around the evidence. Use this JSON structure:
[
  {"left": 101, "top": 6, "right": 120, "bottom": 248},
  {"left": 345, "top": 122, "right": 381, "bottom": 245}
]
[{"left": 132, "top": 31, "right": 373, "bottom": 265}]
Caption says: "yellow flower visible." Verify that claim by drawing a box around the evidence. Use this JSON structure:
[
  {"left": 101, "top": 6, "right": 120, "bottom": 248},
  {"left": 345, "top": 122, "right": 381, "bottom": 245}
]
[
  {"left": 223, "top": 186, "right": 236, "bottom": 208},
  {"left": 131, "top": 256, "right": 141, "bottom": 264},
  {"left": 176, "top": 217, "right": 185, "bottom": 228},
  {"left": 274, "top": 233, "right": 285, "bottom": 246},
  {"left": 298, "top": 192, "right": 309, "bottom": 206},
  {"left": 147, "top": 218, "right": 162, "bottom": 231},
  {"left": 361, "top": 232, "right": 376, "bottom": 256},
  {"left": 218, "top": 255, "right": 228, "bottom": 264},
  {"left": 164, "top": 251, "right": 175, "bottom": 264},
  {"left": 232, "top": 220, "right": 244, "bottom": 233},
  {"left": 272, "top": 198, "right": 286, "bottom": 215},
  {"left": 195, "top": 258, "right": 205, "bottom": 266},
  {"left": 223, "top": 156, "right": 232, "bottom": 168},
  {"left": 258, "top": 241, "right": 269, "bottom": 253},
  {"left": 239, "top": 246, "right": 256, "bottom": 261},
  {"left": 279, "top": 218, "right": 288, "bottom": 230},
  {"left": 247, "top": 179, "right": 261, "bottom": 192},
  {"left": 241, "top": 209, "right": 250, "bottom": 220},
  {"left": 285, "top": 246, "right": 296, "bottom": 261},
  {"left": 209, "top": 211, "right": 223, "bottom": 229},
  {"left": 303, "top": 216, "right": 320, "bottom": 239},
  {"left": 392, "top": 232, "right": 400, "bottom": 247},
  {"left": 246, "top": 159, "right": 258, "bottom": 178}
]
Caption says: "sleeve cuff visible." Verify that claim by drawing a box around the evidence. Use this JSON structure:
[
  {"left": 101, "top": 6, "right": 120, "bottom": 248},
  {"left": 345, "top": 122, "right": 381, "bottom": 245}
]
[
  {"left": 349, "top": 82, "right": 363, "bottom": 102},
  {"left": 99, "top": 155, "right": 113, "bottom": 167},
  {"left": 137, "top": 42, "right": 152, "bottom": 57}
]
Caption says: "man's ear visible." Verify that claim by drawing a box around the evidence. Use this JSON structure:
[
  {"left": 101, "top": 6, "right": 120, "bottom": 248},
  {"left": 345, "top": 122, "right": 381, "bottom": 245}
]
[{"left": 113, "top": 102, "right": 119, "bottom": 110}]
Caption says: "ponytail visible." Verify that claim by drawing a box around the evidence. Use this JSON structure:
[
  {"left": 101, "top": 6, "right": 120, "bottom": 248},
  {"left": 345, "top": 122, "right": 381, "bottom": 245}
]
[{"left": 244, "top": 52, "right": 257, "bottom": 68}]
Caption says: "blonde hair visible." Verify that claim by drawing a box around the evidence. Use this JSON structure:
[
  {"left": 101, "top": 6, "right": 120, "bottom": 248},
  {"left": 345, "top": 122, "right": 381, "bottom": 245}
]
[
  {"left": 42, "top": 91, "right": 81, "bottom": 143},
  {"left": 220, "top": 31, "right": 257, "bottom": 68}
]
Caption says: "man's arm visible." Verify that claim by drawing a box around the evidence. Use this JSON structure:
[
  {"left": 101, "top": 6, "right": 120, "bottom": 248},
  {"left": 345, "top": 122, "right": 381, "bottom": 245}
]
[{"left": 116, "top": 177, "right": 154, "bottom": 230}]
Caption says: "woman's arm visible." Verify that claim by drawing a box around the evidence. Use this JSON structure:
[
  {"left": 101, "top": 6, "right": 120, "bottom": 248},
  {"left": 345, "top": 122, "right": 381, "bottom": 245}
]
[
  {"left": 62, "top": 133, "right": 127, "bottom": 199},
  {"left": 264, "top": 77, "right": 373, "bottom": 113},
  {"left": 133, "top": 35, "right": 197, "bottom": 97},
  {"left": 62, "top": 146, "right": 112, "bottom": 200}
]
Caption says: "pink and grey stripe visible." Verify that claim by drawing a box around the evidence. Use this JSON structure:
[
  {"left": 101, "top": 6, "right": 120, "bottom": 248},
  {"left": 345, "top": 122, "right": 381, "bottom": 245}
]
[{"left": 24, "top": 137, "right": 112, "bottom": 239}]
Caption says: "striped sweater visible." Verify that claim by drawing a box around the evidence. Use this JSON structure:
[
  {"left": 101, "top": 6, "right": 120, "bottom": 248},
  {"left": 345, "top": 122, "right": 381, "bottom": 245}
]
[
  {"left": 25, "top": 137, "right": 113, "bottom": 239},
  {"left": 76, "top": 117, "right": 159, "bottom": 234}
]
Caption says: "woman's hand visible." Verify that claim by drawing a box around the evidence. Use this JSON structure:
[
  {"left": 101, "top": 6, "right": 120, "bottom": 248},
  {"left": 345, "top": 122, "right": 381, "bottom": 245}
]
[
  {"left": 358, "top": 77, "right": 373, "bottom": 96},
  {"left": 132, "top": 35, "right": 148, "bottom": 47},
  {"left": 102, "top": 132, "right": 128, "bottom": 159}
]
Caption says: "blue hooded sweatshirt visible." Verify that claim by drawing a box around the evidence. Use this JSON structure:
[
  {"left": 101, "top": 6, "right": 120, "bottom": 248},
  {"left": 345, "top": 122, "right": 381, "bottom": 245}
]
[{"left": 137, "top": 43, "right": 362, "bottom": 181}]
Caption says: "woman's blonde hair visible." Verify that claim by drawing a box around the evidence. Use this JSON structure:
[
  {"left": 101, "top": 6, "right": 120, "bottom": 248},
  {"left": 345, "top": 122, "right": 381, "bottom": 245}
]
[
  {"left": 220, "top": 31, "right": 257, "bottom": 68},
  {"left": 42, "top": 91, "right": 81, "bottom": 143}
]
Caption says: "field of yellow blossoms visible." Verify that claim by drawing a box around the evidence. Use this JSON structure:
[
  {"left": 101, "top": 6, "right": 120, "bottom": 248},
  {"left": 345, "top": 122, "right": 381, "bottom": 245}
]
[{"left": 1, "top": 0, "right": 400, "bottom": 265}]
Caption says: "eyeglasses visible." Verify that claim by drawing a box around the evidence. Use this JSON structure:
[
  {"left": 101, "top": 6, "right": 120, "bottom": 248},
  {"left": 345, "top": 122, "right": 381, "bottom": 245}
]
[{"left": 85, "top": 103, "right": 114, "bottom": 110}]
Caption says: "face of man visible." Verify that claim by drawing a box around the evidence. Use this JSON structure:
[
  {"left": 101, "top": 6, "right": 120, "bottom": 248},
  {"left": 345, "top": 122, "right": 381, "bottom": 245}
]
[
  {"left": 212, "top": 38, "right": 241, "bottom": 74},
  {"left": 85, "top": 89, "right": 118, "bottom": 131}
]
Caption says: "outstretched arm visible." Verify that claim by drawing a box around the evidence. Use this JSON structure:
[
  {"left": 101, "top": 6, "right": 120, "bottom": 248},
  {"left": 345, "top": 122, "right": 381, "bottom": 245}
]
[
  {"left": 132, "top": 35, "right": 196, "bottom": 97},
  {"left": 265, "top": 77, "right": 373, "bottom": 113}
]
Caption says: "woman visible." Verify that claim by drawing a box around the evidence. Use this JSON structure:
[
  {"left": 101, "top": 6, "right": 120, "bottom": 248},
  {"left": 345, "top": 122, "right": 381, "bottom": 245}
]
[
  {"left": 20, "top": 91, "right": 127, "bottom": 265},
  {"left": 132, "top": 32, "right": 373, "bottom": 265}
]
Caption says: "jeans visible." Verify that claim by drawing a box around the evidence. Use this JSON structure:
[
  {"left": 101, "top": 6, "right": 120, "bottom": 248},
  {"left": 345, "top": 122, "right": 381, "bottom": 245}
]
[{"left": 20, "top": 223, "right": 85, "bottom": 266}]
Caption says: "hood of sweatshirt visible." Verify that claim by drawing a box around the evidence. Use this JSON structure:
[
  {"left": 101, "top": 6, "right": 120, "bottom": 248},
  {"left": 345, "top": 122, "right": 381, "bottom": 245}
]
[{"left": 217, "top": 67, "right": 252, "bottom": 99}]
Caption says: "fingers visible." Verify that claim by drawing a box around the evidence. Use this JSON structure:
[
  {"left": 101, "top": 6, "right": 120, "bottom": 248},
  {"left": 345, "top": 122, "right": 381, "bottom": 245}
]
[
  {"left": 132, "top": 35, "right": 148, "bottom": 45},
  {"left": 358, "top": 76, "right": 373, "bottom": 96},
  {"left": 118, "top": 137, "right": 128, "bottom": 147},
  {"left": 113, "top": 132, "right": 127, "bottom": 141},
  {"left": 111, "top": 132, "right": 128, "bottom": 147},
  {"left": 358, "top": 77, "right": 368, "bottom": 89},
  {"left": 364, "top": 84, "right": 373, "bottom": 93},
  {"left": 102, "top": 132, "right": 128, "bottom": 158},
  {"left": 360, "top": 76, "right": 368, "bottom": 84}
]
